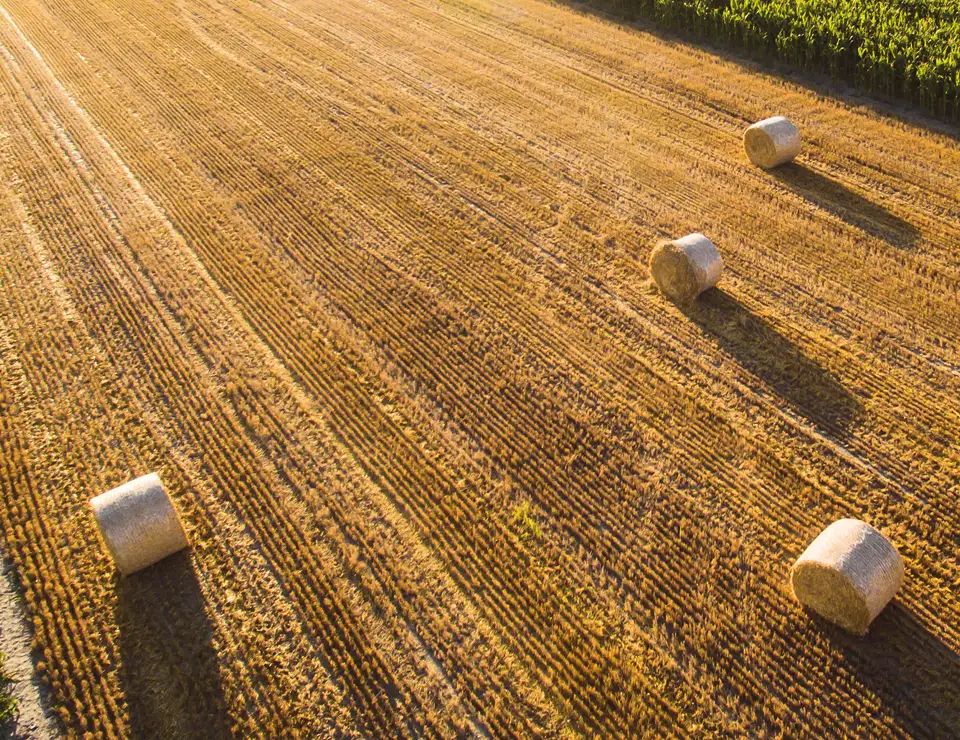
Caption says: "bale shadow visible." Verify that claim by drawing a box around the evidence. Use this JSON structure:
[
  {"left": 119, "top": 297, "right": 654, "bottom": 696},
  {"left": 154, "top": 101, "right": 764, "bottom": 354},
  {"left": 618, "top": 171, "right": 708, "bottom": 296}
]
[
  {"left": 772, "top": 163, "right": 920, "bottom": 249},
  {"left": 115, "top": 551, "right": 231, "bottom": 740},
  {"left": 682, "top": 290, "right": 862, "bottom": 432},
  {"left": 821, "top": 603, "right": 960, "bottom": 738}
]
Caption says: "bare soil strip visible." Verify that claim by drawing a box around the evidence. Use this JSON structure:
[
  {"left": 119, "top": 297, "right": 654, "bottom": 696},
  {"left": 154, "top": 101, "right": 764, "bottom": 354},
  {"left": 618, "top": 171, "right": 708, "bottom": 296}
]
[{"left": 0, "top": 557, "right": 59, "bottom": 739}]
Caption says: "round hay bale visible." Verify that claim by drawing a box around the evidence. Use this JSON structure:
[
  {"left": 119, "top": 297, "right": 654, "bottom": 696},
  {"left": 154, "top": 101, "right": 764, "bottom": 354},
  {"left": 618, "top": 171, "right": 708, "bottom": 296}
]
[
  {"left": 744, "top": 116, "right": 801, "bottom": 168},
  {"left": 90, "top": 473, "right": 189, "bottom": 576},
  {"left": 791, "top": 519, "right": 904, "bottom": 635},
  {"left": 648, "top": 233, "right": 723, "bottom": 304}
]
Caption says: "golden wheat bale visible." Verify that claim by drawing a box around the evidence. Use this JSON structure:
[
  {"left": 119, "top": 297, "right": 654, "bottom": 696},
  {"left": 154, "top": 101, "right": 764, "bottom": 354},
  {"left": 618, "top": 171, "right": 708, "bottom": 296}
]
[
  {"left": 90, "top": 473, "right": 189, "bottom": 576},
  {"left": 744, "top": 116, "right": 801, "bottom": 168},
  {"left": 649, "top": 233, "right": 723, "bottom": 303},
  {"left": 790, "top": 519, "right": 904, "bottom": 635}
]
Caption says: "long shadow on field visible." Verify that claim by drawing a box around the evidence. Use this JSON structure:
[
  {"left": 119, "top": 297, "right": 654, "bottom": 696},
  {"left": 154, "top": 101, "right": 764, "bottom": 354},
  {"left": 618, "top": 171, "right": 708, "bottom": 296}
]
[
  {"left": 823, "top": 603, "right": 960, "bottom": 738},
  {"left": 682, "top": 290, "right": 862, "bottom": 433},
  {"left": 772, "top": 164, "right": 920, "bottom": 249},
  {"left": 115, "top": 551, "right": 231, "bottom": 740}
]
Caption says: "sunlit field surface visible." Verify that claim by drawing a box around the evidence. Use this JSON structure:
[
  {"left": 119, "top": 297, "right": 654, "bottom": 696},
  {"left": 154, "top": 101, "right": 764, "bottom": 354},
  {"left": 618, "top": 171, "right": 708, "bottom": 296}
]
[{"left": 0, "top": 0, "right": 957, "bottom": 736}]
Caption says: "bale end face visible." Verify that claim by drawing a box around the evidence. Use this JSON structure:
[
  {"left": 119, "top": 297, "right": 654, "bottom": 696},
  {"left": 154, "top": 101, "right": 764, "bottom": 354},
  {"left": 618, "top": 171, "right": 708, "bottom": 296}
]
[
  {"left": 649, "top": 240, "right": 700, "bottom": 303},
  {"left": 791, "top": 561, "right": 872, "bottom": 634},
  {"left": 90, "top": 473, "right": 189, "bottom": 576},
  {"left": 744, "top": 116, "right": 801, "bottom": 169},
  {"left": 649, "top": 233, "right": 723, "bottom": 304},
  {"left": 790, "top": 519, "right": 904, "bottom": 635}
]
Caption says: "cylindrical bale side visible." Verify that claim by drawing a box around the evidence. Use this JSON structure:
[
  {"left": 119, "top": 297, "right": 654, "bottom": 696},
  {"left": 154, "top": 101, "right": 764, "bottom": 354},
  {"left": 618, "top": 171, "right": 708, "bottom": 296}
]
[
  {"left": 648, "top": 233, "right": 723, "bottom": 304},
  {"left": 744, "top": 116, "right": 801, "bottom": 168},
  {"left": 90, "top": 473, "right": 189, "bottom": 576},
  {"left": 790, "top": 519, "right": 904, "bottom": 635}
]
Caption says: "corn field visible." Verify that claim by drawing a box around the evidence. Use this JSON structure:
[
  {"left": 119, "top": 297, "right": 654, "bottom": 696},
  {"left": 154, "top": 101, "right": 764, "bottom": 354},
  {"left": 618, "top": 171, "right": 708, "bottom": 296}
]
[{"left": 608, "top": 0, "right": 960, "bottom": 118}]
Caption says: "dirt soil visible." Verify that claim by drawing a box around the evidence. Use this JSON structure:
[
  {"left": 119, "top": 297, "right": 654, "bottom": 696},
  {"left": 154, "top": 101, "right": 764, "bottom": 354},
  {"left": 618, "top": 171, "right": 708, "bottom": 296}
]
[{"left": 0, "top": 558, "right": 58, "bottom": 739}]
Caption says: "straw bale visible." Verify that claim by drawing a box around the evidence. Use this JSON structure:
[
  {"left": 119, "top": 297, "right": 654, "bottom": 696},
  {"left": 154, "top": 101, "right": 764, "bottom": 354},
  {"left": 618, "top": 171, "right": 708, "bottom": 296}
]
[
  {"left": 744, "top": 116, "right": 801, "bottom": 168},
  {"left": 791, "top": 518, "right": 904, "bottom": 635},
  {"left": 90, "top": 473, "right": 189, "bottom": 576},
  {"left": 649, "top": 233, "right": 723, "bottom": 303}
]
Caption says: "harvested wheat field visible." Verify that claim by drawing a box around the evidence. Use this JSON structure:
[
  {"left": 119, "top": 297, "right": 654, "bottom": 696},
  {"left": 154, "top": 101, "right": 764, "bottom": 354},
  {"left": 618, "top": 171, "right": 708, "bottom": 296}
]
[{"left": 0, "top": 0, "right": 958, "bottom": 736}]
